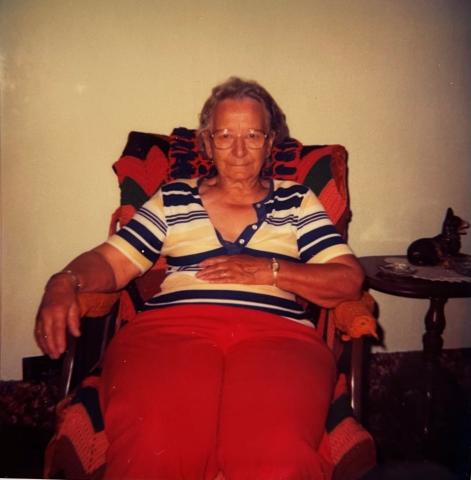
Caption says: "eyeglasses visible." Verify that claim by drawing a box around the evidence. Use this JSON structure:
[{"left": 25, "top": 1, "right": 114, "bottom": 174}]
[{"left": 209, "top": 129, "right": 269, "bottom": 149}]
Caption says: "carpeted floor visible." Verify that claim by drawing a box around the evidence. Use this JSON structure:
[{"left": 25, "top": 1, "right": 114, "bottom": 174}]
[
  {"left": 366, "top": 348, "right": 471, "bottom": 479},
  {"left": 1, "top": 348, "right": 470, "bottom": 479}
]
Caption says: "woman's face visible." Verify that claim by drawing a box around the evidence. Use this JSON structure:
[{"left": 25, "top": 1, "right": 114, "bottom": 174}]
[{"left": 203, "top": 98, "right": 274, "bottom": 183}]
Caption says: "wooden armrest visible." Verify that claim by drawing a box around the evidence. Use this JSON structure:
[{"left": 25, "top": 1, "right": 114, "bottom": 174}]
[
  {"left": 60, "top": 302, "right": 119, "bottom": 398},
  {"left": 333, "top": 292, "right": 378, "bottom": 341}
]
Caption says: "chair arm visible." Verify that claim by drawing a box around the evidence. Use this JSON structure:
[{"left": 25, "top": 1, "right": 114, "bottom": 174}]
[
  {"left": 331, "top": 292, "right": 378, "bottom": 421},
  {"left": 333, "top": 292, "right": 378, "bottom": 341},
  {"left": 60, "top": 293, "right": 120, "bottom": 398}
]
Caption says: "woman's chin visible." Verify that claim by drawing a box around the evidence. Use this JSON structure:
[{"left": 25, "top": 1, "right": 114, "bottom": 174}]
[{"left": 219, "top": 167, "right": 261, "bottom": 181}]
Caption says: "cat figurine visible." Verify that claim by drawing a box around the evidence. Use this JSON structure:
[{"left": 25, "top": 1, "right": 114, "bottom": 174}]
[{"left": 407, "top": 208, "right": 469, "bottom": 266}]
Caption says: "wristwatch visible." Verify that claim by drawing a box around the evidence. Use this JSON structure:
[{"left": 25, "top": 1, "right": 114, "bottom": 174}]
[{"left": 271, "top": 257, "right": 280, "bottom": 286}]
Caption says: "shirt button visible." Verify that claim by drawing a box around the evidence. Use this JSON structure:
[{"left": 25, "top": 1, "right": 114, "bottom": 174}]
[
  {"left": 256, "top": 203, "right": 261, "bottom": 208},
  {"left": 239, "top": 239, "right": 245, "bottom": 245},
  {"left": 252, "top": 224, "right": 258, "bottom": 230}
]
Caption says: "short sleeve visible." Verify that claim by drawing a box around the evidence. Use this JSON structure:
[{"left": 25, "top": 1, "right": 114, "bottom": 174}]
[
  {"left": 106, "top": 189, "right": 168, "bottom": 274},
  {"left": 296, "top": 188, "right": 353, "bottom": 264}
]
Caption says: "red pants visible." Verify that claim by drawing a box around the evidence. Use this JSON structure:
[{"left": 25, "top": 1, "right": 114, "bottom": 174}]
[{"left": 100, "top": 305, "right": 336, "bottom": 480}]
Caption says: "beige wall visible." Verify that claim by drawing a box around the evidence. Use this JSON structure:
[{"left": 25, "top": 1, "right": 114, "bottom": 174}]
[{"left": 1, "top": 0, "right": 470, "bottom": 379}]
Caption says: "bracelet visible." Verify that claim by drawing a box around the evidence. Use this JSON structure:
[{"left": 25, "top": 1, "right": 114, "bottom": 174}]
[
  {"left": 47, "top": 269, "right": 82, "bottom": 292},
  {"left": 271, "top": 257, "right": 280, "bottom": 286}
]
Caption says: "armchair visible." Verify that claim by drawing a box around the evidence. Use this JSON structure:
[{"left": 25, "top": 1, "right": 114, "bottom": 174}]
[{"left": 44, "top": 128, "right": 377, "bottom": 480}]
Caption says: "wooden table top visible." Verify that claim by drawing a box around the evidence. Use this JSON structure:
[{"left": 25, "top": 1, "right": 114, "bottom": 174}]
[{"left": 359, "top": 255, "right": 471, "bottom": 299}]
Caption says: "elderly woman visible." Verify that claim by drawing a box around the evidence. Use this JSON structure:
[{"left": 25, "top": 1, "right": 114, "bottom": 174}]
[{"left": 36, "top": 77, "right": 364, "bottom": 480}]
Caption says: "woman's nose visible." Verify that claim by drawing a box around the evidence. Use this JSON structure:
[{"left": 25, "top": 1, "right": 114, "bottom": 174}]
[{"left": 232, "top": 135, "right": 247, "bottom": 156}]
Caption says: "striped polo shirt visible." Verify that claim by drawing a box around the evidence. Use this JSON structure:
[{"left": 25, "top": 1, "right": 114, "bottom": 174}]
[{"left": 107, "top": 178, "right": 352, "bottom": 324}]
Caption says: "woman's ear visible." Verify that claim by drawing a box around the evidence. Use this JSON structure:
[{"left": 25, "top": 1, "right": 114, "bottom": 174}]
[
  {"left": 202, "top": 131, "right": 213, "bottom": 160},
  {"left": 266, "top": 130, "right": 276, "bottom": 152}
]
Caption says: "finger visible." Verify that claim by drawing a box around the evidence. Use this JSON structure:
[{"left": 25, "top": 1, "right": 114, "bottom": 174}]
[
  {"left": 34, "top": 321, "right": 48, "bottom": 354},
  {"left": 36, "top": 306, "right": 65, "bottom": 359},
  {"left": 35, "top": 286, "right": 79, "bottom": 358},
  {"left": 196, "top": 264, "right": 231, "bottom": 279},
  {"left": 36, "top": 314, "right": 60, "bottom": 359},
  {"left": 49, "top": 314, "right": 68, "bottom": 359},
  {"left": 199, "top": 256, "right": 229, "bottom": 267},
  {"left": 209, "top": 268, "right": 250, "bottom": 284},
  {"left": 66, "top": 302, "right": 82, "bottom": 338},
  {"left": 40, "top": 322, "right": 55, "bottom": 358}
]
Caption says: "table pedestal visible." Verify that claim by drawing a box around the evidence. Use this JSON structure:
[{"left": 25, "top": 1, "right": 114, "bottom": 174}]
[
  {"left": 423, "top": 297, "right": 447, "bottom": 360},
  {"left": 359, "top": 256, "right": 471, "bottom": 463}
]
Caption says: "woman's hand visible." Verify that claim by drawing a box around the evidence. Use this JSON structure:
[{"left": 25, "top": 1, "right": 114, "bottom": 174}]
[
  {"left": 196, "top": 254, "right": 274, "bottom": 285},
  {"left": 34, "top": 243, "right": 140, "bottom": 359},
  {"left": 197, "top": 253, "right": 364, "bottom": 308},
  {"left": 35, "top": 273, "right": 82, "bottom": 359}
]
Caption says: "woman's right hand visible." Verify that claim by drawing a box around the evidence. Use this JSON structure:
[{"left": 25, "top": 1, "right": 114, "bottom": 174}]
[
  {"left": 34, "top": 244, "right": 141, "bottom": 359},
  {"left": 35, "top": 273, "right": 82, "bottom": 359}
]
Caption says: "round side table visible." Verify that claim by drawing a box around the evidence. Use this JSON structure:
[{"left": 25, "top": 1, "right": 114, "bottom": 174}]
[{"left": 359, "top": 255, "right": 471, "bottom": 360}]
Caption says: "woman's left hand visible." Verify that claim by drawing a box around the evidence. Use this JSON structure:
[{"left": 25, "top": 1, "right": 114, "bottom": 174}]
[{"left": 196, "top": 255, "right": 273, "bottom": 285}]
